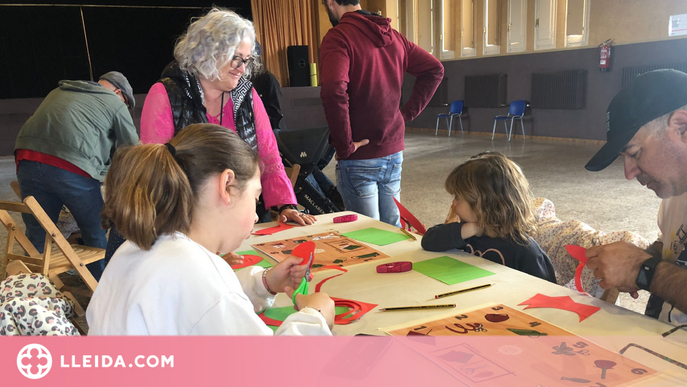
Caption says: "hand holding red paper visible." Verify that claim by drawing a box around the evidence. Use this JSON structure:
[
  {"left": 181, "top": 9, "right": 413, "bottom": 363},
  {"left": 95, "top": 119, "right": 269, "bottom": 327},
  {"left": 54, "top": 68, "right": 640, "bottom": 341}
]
[
  {"left": 291, "top": 242, "right": 316, "bottom": 303},
  {"left": 266, "top": 256, "right": 310, "bottom": 293},
  {"left": 565, "top": 244, "right": 590, "bottom": 295},
  {"left": 586, "top": 241, "right": 650, "bottom": 298}
]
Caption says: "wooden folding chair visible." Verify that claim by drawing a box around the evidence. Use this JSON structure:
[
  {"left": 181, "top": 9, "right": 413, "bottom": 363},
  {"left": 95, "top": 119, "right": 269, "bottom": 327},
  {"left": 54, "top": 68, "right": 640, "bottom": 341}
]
[
  {"left": 0, "top": 196, "right": 104, "bottom": 293},
  {"left": 10, "top": 180, "right": 83, "bottom": 245},
  {"left": 284, "top": 164, "right": 300, "bottom": 188}
]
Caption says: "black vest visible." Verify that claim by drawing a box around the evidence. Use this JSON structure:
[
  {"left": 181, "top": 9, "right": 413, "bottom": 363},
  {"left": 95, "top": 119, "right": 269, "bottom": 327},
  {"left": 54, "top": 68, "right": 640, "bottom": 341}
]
[{"left": 159, "top": 61, "right": 257, "bottom": 150}]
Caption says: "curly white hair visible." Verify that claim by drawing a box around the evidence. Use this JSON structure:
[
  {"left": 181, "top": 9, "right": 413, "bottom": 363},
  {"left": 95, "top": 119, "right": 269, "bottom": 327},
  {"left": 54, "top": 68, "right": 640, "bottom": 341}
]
[{"left": 174, "top": 8, "right": 261, "bottom": 80}]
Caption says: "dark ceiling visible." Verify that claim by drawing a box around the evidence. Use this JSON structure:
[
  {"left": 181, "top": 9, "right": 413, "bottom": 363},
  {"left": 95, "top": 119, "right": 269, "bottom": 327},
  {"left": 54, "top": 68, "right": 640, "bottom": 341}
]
[{"left": 0, "top": 1, "right": 253, "bottom": 98}]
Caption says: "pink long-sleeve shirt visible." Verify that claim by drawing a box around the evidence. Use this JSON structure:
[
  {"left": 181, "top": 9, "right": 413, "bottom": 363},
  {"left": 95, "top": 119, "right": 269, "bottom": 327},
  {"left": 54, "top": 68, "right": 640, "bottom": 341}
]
[{"left": 140, "top": 82, "right": 296, "bottom": 209}]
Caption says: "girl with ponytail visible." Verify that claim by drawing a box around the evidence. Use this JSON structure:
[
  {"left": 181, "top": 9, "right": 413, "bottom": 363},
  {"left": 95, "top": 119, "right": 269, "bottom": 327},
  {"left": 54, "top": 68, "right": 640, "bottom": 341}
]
[{"left": 87, "top": 123, "right": 334, "bottom": 335}]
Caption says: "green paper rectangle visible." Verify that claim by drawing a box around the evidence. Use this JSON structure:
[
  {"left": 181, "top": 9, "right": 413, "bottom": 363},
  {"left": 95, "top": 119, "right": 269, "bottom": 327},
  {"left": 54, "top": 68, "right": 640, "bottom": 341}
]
[
  {"left": 235, "top": 249, "right": 274, "bottom": 270},
  {"left": 341, "top": 227, "right": 410, "bottom": 246},
  {"left": 413, "top": 256, "right": 495, "bottom": 285}
]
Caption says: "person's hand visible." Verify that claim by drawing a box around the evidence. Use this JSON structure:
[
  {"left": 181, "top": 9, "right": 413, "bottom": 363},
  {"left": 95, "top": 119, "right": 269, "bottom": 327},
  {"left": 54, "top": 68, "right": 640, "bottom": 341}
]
[
  {"left": 279, "top": 208, "right": 317, "bottom": 226},
  {"left": 445, "top": 206, "right": 460, "bottom": 223},
  {"left": 352, "top": 139, "right": 369, "bottom": 153},
  {"left": 285, "top": 287, "right": 335, "bottom": 329},
  {"left": 586, "top": 241, "right": 651, "bottom": 297},
  {"left": 221, "top": 252, "right": 244, "bottom": 266},
  {"left": 461, "top": 222, "right": 483, "bottom": 239},
  {"left": 335, "top": 139, "right": 370, "bottom": 160},
  {"left": 265, "top": 256, "right": 308, "bottom": 293}
]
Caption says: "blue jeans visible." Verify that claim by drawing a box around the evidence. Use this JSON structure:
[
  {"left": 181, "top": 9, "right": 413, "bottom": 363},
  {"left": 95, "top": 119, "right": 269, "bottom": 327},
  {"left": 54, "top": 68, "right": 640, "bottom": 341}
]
[
  {"left": 17, "top": 160, "right": 106, "bottom": 280},
  {"left": 336, "top": 151, "right": 403, "bottom": 227}
]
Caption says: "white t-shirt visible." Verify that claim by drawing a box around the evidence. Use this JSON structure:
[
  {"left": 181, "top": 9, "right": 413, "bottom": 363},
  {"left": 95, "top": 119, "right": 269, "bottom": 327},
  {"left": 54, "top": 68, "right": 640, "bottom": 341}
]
[
  {"left": 87, "top": 232, "right": 331, "bottom": 335},
  {"left": 655, "top": 193, "right": 687, "bottom": 324}
]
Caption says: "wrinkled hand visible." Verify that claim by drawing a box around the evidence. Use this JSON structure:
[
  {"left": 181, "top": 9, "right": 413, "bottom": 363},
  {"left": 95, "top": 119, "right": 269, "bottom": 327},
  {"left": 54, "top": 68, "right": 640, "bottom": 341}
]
[
  {"left": 285, "top": 287, "right": 335, "bottom": 329},
  {"left": 279, "top": 208, "right": 316, "bottom": 226},
  {"left": 265, "top": 256, "right": 308, "bottom": 293},
  {"left": 586, "top": 241, "right": 651, "bottom": 298},
  {"left": 222, "top": 252, "right": 244, "bottom": 266}
]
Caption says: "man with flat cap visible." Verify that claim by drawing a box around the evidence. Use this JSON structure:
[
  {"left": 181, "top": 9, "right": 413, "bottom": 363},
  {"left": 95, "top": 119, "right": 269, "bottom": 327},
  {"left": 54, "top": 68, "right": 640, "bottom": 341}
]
[
  {"left": 14, "top": 71, "right": 139, "bottom": 280},
  {"left": 585, "top": 69, "right": 687, "bottom": 325}
]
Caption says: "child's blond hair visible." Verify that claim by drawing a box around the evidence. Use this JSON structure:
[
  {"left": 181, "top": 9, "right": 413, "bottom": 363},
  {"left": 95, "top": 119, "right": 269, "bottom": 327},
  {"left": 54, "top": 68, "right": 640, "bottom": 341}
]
[{"left": 444, "top": 152, "right": 536, "bottom": 244}]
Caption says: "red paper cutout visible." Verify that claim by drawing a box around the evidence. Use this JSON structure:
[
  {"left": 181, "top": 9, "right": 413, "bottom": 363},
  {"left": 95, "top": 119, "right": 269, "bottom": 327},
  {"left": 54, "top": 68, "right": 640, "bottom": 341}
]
[
  {"left": 394, "top": 198, "right": 427, "bottom": 235},
  {"left": 314, "top": 265, "right": 348, "bottom": 292},
  {"left": 331, "top": 297, "right": 377, "bottom": 325},
  {"left": 229, "top": 254, "right": 263, "bottom": 270},
  {"left": 518, "top": 293, "right": 600, "bottom": 322},
  {"left": 252, "top": 221, "right": 293, "bottom": 236},
  {"left": 258, "top": 263, "right": 377, "bottom": 327},
  {"left": 257, "top": 297, "right": 377, "bottom": 326},
  {"left": 565, "top": 244, "right": 590, "bottom": 295},
  {"left": 292, "top": 241, "right": 315, "bottom": 264},
  {"left": 258, "top": 313, "right": 284, "bottom": 327}
]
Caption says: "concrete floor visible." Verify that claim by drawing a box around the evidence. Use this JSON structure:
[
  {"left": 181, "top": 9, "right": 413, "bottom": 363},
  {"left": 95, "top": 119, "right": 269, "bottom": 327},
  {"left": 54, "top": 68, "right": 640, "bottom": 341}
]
[{"left": 0, "top": 130, "right": 660, "bottom": 318}]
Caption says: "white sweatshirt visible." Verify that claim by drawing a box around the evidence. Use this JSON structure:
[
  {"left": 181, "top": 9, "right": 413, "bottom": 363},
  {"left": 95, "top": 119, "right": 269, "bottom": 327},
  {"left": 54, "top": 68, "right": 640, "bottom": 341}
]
[{"left": 87, "top": 232, "right": 331, "bottom": 335}]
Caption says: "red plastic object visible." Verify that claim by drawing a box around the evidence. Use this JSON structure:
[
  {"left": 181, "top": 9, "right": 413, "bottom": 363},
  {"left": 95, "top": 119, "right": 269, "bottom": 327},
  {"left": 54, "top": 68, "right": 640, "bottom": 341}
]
[
  {"left": 376, "top": 261, "right": 412, "bottom": 273},
  {"left": 333, "top": 214, "right": 358, "bottom": 223}
]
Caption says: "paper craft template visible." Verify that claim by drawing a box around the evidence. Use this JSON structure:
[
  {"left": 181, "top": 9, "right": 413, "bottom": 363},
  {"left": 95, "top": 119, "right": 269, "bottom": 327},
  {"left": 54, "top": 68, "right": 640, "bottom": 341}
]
[
  {"left": 252, "top": 231, "right": 390, "bottom": 270},
  {"left": 385, "top": 304, "right": 656, "bottom": 386},
  {"left": 413, "top": 256, "right": 495, "bottom": 285},
  {"left": 341, "top": 227, "right": 411, "bottom": 246},
  {"left": 519, "top": 293, "right": 600, "bottom": 322}
]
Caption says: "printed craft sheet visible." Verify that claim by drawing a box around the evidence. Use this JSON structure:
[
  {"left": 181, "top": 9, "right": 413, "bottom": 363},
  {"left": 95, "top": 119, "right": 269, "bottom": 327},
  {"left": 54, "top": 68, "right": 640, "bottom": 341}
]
[
  {"left": 384, "top": 304, "right": 656, "bottom": 387},
  {"left": 252, "top": 231, "right": 389, "bottom": 270}
]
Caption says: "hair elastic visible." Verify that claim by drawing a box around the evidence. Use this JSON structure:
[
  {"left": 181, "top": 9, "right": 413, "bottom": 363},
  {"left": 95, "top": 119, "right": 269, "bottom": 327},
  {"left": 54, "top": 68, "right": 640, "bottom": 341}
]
[{"left": 164, "top": 143, "right": 176, "bottom": 157}]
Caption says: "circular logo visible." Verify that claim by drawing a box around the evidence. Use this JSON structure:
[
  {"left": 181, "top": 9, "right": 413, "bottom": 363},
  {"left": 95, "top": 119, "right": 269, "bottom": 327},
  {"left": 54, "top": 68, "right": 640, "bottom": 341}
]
[{"left": 17, "top": 344, "right": 52, "bottom": 379}]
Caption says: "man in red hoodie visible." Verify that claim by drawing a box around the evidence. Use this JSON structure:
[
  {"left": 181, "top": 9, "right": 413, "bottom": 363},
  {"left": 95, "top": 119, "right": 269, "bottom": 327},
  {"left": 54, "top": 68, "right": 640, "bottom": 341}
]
[{"left": 320, "top": 0, "right": 444, "bottom": 227}]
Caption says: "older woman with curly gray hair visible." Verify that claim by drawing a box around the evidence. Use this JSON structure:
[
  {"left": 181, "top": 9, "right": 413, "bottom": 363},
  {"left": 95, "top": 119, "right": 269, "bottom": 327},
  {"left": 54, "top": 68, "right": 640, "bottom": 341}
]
[
  {"left": 99, "top": 8, "right": 315, "bottom": 268},
  {"left": 139, "top": 8, "right": 313, "bottom": 226}
]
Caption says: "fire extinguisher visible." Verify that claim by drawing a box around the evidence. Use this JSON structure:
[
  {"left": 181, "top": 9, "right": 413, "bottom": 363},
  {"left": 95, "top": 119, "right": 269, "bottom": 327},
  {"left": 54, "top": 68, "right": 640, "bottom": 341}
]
[{"left": 599, "top": 38, "right": 613, "bottom": 72}]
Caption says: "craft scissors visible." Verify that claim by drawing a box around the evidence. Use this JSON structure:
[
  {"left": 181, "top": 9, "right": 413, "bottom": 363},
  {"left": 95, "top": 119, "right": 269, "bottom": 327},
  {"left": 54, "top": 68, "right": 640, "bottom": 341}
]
[{"left": 292, "top": 252, "right": 314, "bottom": 305}]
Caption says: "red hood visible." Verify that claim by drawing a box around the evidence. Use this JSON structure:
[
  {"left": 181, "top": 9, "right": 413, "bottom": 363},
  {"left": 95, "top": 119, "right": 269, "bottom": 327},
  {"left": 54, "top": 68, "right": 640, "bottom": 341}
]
[{"left": 339, "top": 11, "right": 393, "bottom": 47}]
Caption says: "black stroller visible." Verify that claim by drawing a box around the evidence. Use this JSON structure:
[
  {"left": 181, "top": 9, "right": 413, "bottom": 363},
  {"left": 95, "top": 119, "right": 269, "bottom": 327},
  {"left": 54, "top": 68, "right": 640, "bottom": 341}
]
[{"left": 274, "top": 126, "right": 343, "bottom": 215}]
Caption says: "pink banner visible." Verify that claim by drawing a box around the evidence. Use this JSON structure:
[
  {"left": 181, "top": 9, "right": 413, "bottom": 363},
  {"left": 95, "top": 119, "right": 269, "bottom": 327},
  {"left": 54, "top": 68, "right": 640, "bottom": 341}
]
[{"left": 1, "top": 336, "right": 667, "bottom": 386}]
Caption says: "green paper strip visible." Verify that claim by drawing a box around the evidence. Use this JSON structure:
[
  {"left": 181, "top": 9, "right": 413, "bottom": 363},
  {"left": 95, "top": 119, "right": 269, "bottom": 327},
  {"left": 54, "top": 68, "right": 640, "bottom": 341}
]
[
  {"left": 263, "top": 305, "right": 351, "bottom": 331},
  {"left": 342, "top": 227, "right": 410, "bottom": 246},
  {"left": 413, "top": 256, "right": 495, "bottom": 285}
]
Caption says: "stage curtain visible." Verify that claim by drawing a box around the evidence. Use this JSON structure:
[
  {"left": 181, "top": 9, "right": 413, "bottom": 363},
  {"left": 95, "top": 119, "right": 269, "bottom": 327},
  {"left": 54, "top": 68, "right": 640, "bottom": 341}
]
[{"left": 251, "top": 0, "right": 321, "bottom": 87}]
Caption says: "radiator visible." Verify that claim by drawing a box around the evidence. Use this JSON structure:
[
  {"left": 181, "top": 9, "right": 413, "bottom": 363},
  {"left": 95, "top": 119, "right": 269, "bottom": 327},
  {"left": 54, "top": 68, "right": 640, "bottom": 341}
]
[
  {"left": 428, "top": 77, "right": 449, "bottom": 107},
  {"left": 464, "top": 74, "right": 507, "bottom": 108},
  {"left": 531, "top": 70, "right": 587, "bottom": 109},
  {"left": 622, "top": 63, "right": 687, "bottom": 87}
]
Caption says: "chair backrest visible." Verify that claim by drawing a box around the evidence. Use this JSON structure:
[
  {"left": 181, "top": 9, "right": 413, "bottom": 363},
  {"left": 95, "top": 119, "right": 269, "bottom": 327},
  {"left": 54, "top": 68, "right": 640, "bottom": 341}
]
[
  {"left": 0, "top": 196, "right": 100, "bottom": 292},
  {"left": 509, "top": 100, "right": 527, "bottom": 116},
  {"left": 449, "top": 100, "right": 464, "bottom": 114},
  {"left": 274, "top": 127, "right": 331, "bottom": 168},
  {"left": 283, "top": 164, "right": 301, "bottom": 188}
]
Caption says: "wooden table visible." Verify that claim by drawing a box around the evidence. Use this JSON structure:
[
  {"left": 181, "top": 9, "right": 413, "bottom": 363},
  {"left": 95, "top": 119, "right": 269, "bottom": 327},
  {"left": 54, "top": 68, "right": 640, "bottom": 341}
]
[{"left": 240, "top": 212, "right": 687, "bottom": 385}]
